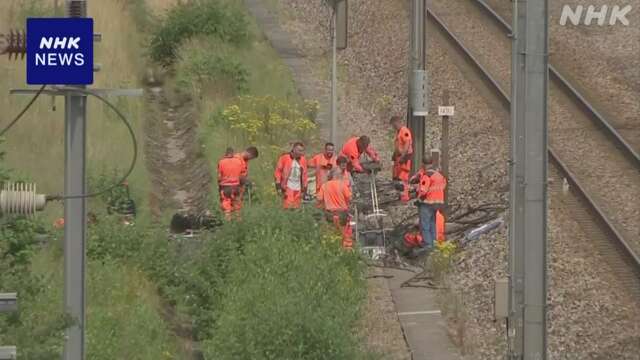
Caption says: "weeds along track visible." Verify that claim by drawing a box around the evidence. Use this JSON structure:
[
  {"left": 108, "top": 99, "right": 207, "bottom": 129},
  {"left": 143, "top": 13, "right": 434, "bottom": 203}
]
[{"left": 425, "top": 4, "right": 640, "bottom": 293}]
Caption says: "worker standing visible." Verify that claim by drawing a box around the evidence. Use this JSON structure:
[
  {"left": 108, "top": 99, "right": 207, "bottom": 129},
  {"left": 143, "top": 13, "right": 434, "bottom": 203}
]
[
  {"left": 317, "top": 169, "right": 354, "bottom": 249},
  {"left": 339, "top": 135, "right": 381, "bottom": 173},
  {"left": 414, "top": 156, "right": 447, "bottom": 250},
  {"left": 274, "top": 142, "right": 308, "bottom": 209},
  {"left": 217, "top": 146, "right": 258, "bottom": 219},
  {"left": 390, "top": 116, "right": 413, "bottom": 202},
  {"left": 309, "top": 142, "right": 337, "bottom": 196}
]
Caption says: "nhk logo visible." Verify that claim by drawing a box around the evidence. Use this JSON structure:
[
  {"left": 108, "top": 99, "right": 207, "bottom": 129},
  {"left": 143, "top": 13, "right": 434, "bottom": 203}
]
[
  {"left": 559, "top": 5, "right": 632, "bottom": 26},
  {"left": 27, "top": 18, "right": 94, "bottom": 85},
  {"left": 36, "top": 37, "right": 85, "bottom": 66}
]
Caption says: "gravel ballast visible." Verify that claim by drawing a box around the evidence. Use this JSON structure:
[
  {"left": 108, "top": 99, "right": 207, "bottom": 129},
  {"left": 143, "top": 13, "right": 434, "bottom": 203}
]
[{"left": 271, "top": 0, "right": 640, "bottom": 358}]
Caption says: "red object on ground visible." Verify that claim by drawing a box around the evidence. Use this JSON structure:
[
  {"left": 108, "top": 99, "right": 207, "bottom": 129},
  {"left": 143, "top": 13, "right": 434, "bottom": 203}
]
[{"left": 404, "top": 231, "right": 424, "bottom": 248}]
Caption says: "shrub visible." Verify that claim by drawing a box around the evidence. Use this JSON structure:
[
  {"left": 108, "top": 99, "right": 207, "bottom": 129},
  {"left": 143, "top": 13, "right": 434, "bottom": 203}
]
[
  {"left": 217, "top": 96, "right": 317, "bottom": 144},
  {"left": 175, "top": 42, "right": 249, "bottom": 94},
  {"left": 201, "top": 207, "right": 369, "bottom": 359},
  {"left": 149, "top": 0, "right": 250, "bottom": 66}
]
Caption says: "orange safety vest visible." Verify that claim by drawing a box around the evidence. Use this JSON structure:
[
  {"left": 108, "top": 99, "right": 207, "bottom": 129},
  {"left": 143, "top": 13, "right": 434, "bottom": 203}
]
[
  {"left": 309, "top": 153, "right": 337, "bottom": 192},
  {"left": 217, "top": 156, "right": 244, "bottom": 186},
  {"left": 418, "top": 169, "right": 447, "bottom": 205},
  {"left": 340, "top": 137, "right": 380, "bottom": 172},
  {"left": 233, "top": 153, "right": 248, "bottom": 178},
  {"left": 394, "top": 126, "right": 413, "bottom": 156},
  {"left": 316, "top": 178, "right": 352, "bottom": 211},
  {"left": 274, "top": 153, "right": 308, "bottom": 190}
]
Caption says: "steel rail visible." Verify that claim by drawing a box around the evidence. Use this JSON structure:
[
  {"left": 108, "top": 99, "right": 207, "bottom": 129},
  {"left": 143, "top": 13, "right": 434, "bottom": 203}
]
[
  {"left": 471, "top": 0, "right": 640, "bottom": 167},
  {"left": 426, "top": 9, "right": 640, "bottom": 276}
]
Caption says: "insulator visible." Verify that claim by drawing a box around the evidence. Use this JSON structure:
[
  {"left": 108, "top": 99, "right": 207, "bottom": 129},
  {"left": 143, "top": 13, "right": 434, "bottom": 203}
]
[
  {"left": 0, "top": 182, "right": 47, "bottom": 216},
  {"left": 66, "top": 0, "right": 87, "bottom": 18},
  {"left": 1, "top": 29, "right": 27, "bottom": 59}
]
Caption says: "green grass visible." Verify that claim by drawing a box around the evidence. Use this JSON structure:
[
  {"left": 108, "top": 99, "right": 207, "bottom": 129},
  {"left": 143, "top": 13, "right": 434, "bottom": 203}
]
[{"left": 0, "top": 0, "right": 150, "bottom": 223}]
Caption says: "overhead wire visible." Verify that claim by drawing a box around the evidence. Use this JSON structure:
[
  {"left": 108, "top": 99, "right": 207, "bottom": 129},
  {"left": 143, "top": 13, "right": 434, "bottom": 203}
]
[
  {"left": 0, "top": 84, "right": 47, "bottom": 138},
  {"left": 48, "top": 88, "right": 138, "bottom": 201}
]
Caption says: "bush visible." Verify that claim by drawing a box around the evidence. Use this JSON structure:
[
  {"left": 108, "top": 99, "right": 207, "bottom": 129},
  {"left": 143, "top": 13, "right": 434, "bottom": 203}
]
[
  {"left": 149, "top": 0, "right": 250, "bottom": 66},
  {"left": 175, "top": 42, "right": 249, "bottom": 94},
  {"left": 0, "top": 217, "right": 71, "bottom": 359},
  {"left": 217, "top": 96, "right": 317, "bottom": 144},
  {"left": 200, "top": 207, "right": 369, "bottom": 359}
]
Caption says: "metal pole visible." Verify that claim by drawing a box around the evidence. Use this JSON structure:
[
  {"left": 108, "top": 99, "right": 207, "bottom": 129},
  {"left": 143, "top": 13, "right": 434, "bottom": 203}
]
[
  {"left": 330, "top": 6, "right": 338, "bottom": 145},
  {"left": 522, "top": 0, "right": 548, "bottom": 357},
  {"left": 509, "top": 0, "right": 548, "bottom": 358},
  {"left": 508, "top": 0, "right": 526, "bottom": 357},
  {"left": 441, "top": 90, "right": 449, "bottom": 215},
  {"left": 409, "top": 0, "right": 426, "bottom": 173},
  {"left": 63, "top": 3, "right": 87, "bottom": 360}
]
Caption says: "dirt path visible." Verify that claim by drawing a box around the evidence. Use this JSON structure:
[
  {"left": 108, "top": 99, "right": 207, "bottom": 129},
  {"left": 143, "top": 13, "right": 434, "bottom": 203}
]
[{"left": 143, "top": 72, "right": 212, "bottom": 219}]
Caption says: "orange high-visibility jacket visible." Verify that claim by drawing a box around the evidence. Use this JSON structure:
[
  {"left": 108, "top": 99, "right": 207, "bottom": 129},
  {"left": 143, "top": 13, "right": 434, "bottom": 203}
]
[
  {"left": 233, "top": 153, "right": 248, "bottom": 178},
  {"left": 404, "top": 231, "right": 423, "bottom": 248},
  {"left": 317, "top": 178, "right": 352, "bottom": 211},
  {"left": 394, "top": 126, "right": 413, "bottom": 157},
  {"left": 418, "top": 169, "right": 447, "bottom": 204},
  {"left": 340, "top": 137, "right": 380, "bottom": 172},
  {"left": 217, "top": 155, "right": 244, "bottom": 186},
  {"left": 309, "top": 153, "right": 337, "bottom": 192},
  {"left": 274, "top": 153, "right": 308, "bottom": 190}
]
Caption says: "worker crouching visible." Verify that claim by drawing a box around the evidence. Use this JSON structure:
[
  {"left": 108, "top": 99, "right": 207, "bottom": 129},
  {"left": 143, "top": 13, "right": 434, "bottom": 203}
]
[
  {"left": 339, "top": 135, "right": 381, "bottom": 174},
  {"left": 274, "top": 142, "right": 308, "bottom": 209},
  {"left": 412, "top": 156, "right": 447, "bottom": 250},
  {"left": 317, "top": 168, "right": 354, "bottom": 250}
]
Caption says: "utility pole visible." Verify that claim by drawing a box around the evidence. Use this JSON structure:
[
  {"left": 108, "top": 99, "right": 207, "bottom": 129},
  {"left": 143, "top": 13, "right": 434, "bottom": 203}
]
[
  {"left": 63, "top": 2, "right": 88, "bottom": 359},
  {"left": 330, "top": 6, "right": 338, "bottom": 145},
  {"left": 328, "top": 0, "right": 347, "bottom": 146},
  {"left": 509, "top": 0, "right": 548, "bottom": 359},
  {"left": 408, "top": 0, "right": 427, "bottom": 173},
  {"left": 439, "top": 90, "right": 451, "bottom": 214},
  {"left": 8, "top": 1, "right": 142, "bottom": 358}
]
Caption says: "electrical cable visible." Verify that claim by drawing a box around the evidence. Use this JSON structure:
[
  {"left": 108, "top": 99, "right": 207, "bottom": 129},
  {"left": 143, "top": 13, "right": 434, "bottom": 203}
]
[
  {"left": 48, "top": 88, "right": 138, "bottom": 201},
  {"left": 0, "top": 84, "right": 47, "bottom": 138}
]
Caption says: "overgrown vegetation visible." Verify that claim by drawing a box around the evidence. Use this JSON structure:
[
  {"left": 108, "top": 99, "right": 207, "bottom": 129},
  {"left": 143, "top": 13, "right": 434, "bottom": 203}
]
[
  {"left": 2, "top": 0, "right": 377, "bottom": 358},
  {"left": 148, "top": 0, "right": 250, "bottom": 66}
]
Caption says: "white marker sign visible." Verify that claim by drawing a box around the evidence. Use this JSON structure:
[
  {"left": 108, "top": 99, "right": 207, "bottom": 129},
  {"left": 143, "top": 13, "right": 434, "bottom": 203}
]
[{"left": 438, "top": 106, "right": 455, "bottom": 117}]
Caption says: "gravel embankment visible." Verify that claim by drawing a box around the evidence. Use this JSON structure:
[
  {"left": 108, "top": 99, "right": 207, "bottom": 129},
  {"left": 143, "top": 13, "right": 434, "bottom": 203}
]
[
  {"left": 430, "top": 0, "right": 640, "bottom": 246},
  {"left": 484, "top": 0, "right": 640, "bottom": 151},
  {"left": 274, "top": 0, "right": 640, "bottom": 359}
]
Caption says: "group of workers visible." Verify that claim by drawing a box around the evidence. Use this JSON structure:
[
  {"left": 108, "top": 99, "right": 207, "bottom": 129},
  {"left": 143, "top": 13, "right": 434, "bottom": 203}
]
[{"left": 216, "top": 116, "right": 447, "bottom": 252}]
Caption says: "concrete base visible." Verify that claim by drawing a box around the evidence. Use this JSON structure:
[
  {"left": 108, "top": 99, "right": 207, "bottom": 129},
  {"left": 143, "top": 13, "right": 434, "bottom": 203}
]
[{"left": 386, "top": 269, "right": 461, "bottom": 360}]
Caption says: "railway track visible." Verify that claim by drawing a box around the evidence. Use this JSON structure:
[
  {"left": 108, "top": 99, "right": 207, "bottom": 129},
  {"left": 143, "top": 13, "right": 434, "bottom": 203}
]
[{"left": 424, "top": 6, "right": 640, "bottom": 291}]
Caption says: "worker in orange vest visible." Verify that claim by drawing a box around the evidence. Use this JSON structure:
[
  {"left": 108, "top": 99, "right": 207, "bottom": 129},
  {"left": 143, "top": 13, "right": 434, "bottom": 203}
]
[
  {"left": 336, "top": 155, "right": 354, "bottom": 189},
  {"left": 309, "top": 143, "right": 337, "bottom": 205},
  {"left": 274, "top": 142, "right": 308, "bottom": 209},
  {"left": 339, "top": 135, "right": 380, "bottom": 173},
  {"left": 413, "top": 156, "right": 447, "bottom": 249},
  {"left": 217, "top": 146, "right": 259, "bottom": 219},
  {"left": 317, "top": 168, "right": 353, "bottom": 249},
  {"left": 390, "top": 116, "right": 413, "bottom": 202}
]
